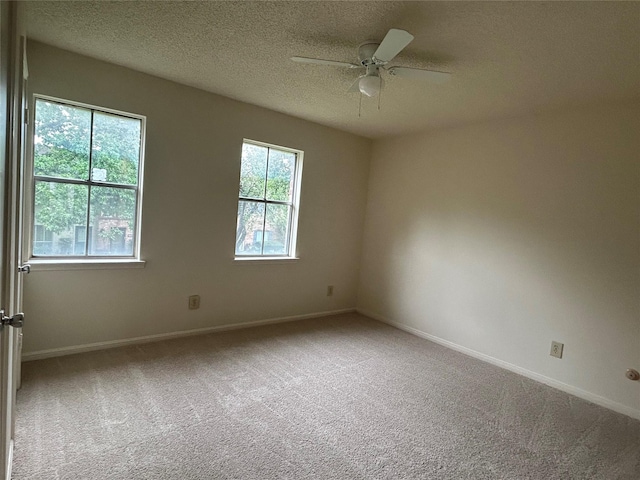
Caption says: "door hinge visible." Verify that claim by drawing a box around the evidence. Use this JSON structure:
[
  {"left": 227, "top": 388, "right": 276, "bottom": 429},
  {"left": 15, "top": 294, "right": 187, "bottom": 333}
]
[{"left": 0, "top": 310, "right": 24, "bottom": 328}]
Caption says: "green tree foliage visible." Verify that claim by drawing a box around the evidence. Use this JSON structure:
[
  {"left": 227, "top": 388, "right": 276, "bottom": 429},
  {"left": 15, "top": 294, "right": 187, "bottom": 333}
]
[
  {"left": 236, "top": 143, "right": 296, "bottom": 254},
  {"left": 33, "top": 100, "right": 141, "bottom": 254}
]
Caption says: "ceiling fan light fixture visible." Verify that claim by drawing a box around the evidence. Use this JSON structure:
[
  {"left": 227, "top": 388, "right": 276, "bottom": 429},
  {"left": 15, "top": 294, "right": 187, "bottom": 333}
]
[
  {"left": 358, "top": 75, "right": 380, "bottom": 97},
  {"left": 292, "top": 28, "right": 450, "bottom": 103}
]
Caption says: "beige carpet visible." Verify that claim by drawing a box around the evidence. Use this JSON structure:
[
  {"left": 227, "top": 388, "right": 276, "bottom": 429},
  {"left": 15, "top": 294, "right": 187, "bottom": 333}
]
[{"left": 13, "top": 313, "right": 640, "bottom": 479}]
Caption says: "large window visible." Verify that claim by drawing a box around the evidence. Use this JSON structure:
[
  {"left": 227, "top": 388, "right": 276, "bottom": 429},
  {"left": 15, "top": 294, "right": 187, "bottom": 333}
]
[
  {"left": 30, "top": 96, "right": 145, "bottom": 259},
  {"left": 235, "top": 140, "right": 303, "bottom": 258}
]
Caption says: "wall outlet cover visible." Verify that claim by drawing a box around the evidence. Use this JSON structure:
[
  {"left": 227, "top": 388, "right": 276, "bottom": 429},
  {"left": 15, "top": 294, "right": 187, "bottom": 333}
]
[
  {"left": 550, "top": 341, "right": 564, "bottom": 359},
  {"left": 188, "top": 295, "right": 200, "bottom": 310}
]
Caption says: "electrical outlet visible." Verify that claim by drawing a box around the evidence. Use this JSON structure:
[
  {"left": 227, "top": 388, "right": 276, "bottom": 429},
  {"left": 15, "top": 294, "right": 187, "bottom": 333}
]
[
  {"left": 550, "top": 341, "right": 563, "bottom": 359},
  {"left": 188, "top": 295, "right": 200, "bottom": 310},
  {"left": 327, "top": 285, "right": 334, "bottom": 297}
]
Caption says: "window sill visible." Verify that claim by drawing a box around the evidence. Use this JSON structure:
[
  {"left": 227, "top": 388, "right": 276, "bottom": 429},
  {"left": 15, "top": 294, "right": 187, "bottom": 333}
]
[
  {"left": 27, "top": 259, "right": 146, "bottom": 271},
  {"left": 233, "top": 257, "right": 299, "bottom": 265}
]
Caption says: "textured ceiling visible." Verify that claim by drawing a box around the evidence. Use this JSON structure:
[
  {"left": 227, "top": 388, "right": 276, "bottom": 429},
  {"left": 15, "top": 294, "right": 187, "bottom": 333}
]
[{"left": 24, "top": 1, "right": 640, "bottom": 139}]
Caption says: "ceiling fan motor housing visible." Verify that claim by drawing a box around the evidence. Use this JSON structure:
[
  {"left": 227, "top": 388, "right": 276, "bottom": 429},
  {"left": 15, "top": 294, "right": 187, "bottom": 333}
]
[{"left": 358, "top": 42, "right": 381, "bottom": 65}]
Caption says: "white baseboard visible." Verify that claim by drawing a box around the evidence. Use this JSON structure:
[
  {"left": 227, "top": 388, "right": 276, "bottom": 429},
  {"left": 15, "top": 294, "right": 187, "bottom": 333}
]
[
  {"left": 23, "top": 308, "right": 356, "bottom": 362},
  {"left": 357, "top": 308, "right": 640, "bottom": 421}
]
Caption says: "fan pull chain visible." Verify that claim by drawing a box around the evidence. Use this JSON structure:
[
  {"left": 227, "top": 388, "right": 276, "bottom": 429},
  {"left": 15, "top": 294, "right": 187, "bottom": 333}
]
[{"left": 358, "top": 93, "right": 363, "bottom": 118}]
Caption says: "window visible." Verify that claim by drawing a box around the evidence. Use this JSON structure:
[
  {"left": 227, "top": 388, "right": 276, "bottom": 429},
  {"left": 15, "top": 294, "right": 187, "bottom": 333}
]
[
  {"left": 235, "top": 140, "right": 303, "bottom": 258},
  {"left": 33, "top": 224, "right": 53, "bottom": 255},
  {"left": 30, "top": 96, "right": 145, "bottom": 259}
]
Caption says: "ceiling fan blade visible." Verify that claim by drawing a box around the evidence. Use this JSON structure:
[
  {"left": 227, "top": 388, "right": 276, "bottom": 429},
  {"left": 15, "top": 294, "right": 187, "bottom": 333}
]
[
  {"left": 387, "top": 66, "right": 451, "bottom": 84},
  {"left": 290, "top": 57, "right": 361, "bottom": 69},
  {"left": 372, "top": 29, "right": 414, "bottom": 63}
]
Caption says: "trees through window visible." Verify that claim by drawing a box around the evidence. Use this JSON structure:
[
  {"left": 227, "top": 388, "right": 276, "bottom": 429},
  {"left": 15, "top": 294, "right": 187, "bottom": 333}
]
[
  {"left": 235, "top": 140, "right": 302, "bottom": 257},
  {"left": 31, "top": 97, "right": 144, "bottom": 258}
]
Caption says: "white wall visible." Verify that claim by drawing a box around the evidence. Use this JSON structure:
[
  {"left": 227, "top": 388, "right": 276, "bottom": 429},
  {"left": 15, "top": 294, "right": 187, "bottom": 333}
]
[
  {"left": 23, "top": 42, "right": 371, "bottom": 353},
  {"left": 358, "top": 103, "right": 640, "bottom": 415}
]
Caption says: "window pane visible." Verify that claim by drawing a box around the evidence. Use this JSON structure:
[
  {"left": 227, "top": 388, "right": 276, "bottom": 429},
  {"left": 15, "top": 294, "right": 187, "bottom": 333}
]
[
  {"left": 88, "top": 186, "right": 137, "bottom": 256},
  {"left": 266, "top": 150, "right": 295, "bottom": 202},
  {"left": 34, "top": 99, "right": 91, "bottom": 180},
  {"left": 92, "top": 112, "right": 141, "bottom": 185},
  {"left": 264, "top": 204, "right": 291, "bottom": 255},
  {"left": 33, "top": 181, "right": 88, "bottom": 256},
  {"left": 235, "top": 200, "right": 265, "bottom": 255},
  {"left": 239, "top": 143, "right": 267, "bottom": 198}
]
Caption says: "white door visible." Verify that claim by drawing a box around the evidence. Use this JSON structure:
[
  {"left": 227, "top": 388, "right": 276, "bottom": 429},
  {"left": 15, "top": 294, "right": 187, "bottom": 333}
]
[
  {"left": 0, "top": 3, "right": 27, "bottom": 479},
  {"left": 6, "top": 27, "right": 28, "bottom": 399},
  {"left": 0, "top": 4, "right": 14, "bottom": 478}
]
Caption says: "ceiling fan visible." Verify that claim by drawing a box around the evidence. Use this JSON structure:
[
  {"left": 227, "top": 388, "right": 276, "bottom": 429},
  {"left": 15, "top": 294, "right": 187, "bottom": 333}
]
[{"left": 291, "top": 29, "right": 451, "bottom": 98}]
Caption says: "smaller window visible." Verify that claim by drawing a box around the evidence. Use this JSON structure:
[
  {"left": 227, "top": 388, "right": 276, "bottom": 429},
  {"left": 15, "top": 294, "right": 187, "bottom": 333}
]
[{"left": 235, "top": 140, "right": 303, "bottom": 258}]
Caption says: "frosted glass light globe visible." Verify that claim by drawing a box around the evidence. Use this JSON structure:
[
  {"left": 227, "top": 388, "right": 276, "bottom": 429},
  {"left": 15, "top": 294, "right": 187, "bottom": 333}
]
[{"left": 358, "top": 75, "right": 380, "bottom": 97}]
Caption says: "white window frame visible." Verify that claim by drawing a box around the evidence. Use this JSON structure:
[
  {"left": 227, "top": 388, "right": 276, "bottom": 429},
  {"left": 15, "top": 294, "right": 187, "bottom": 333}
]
[
  {"left": 24, "top": 94, "right": 146, "bottom": 269},
  {"left": 235, "top": 139, "right": 303, "bottom": 261}
]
